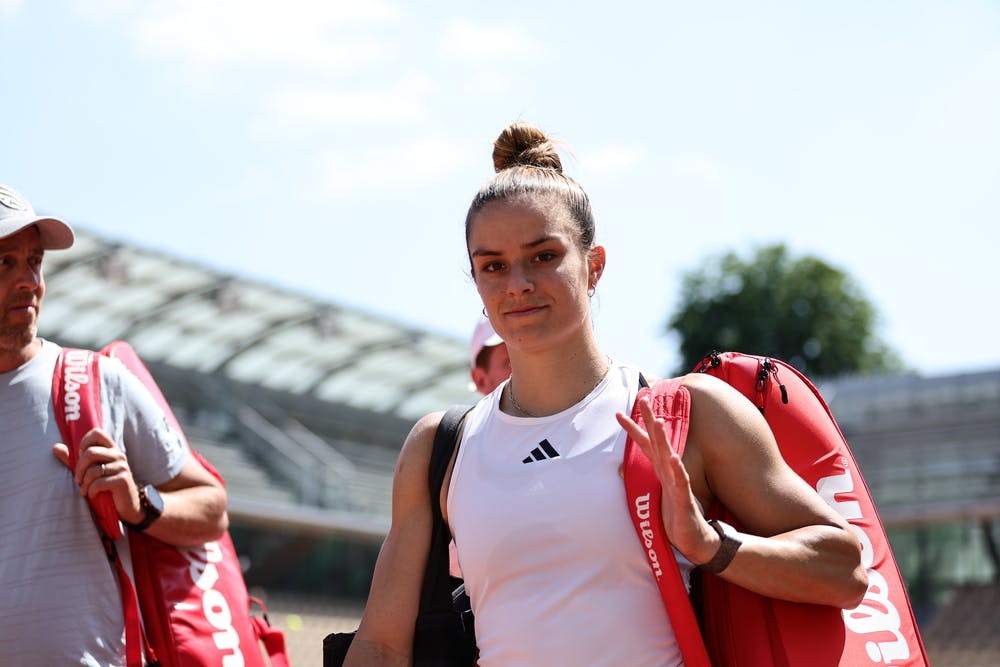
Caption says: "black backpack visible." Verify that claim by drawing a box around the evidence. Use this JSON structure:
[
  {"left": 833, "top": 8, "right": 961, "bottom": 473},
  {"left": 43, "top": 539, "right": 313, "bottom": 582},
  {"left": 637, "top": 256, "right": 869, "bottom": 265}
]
[{"left": 323, "top": 406, "right": 475, "bottom": 666}]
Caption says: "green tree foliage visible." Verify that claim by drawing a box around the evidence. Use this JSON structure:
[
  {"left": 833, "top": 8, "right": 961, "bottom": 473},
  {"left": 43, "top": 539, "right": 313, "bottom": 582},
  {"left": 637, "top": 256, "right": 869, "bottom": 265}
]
[{"left": 668, "top": 244, "right": 903, "bottom": 377}]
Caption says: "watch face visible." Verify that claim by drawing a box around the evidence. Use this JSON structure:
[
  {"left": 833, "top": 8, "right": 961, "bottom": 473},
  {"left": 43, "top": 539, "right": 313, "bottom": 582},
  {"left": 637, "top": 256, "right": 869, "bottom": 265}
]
[{"left": 143, "top": 485, "right": 165, "bottom": 517}]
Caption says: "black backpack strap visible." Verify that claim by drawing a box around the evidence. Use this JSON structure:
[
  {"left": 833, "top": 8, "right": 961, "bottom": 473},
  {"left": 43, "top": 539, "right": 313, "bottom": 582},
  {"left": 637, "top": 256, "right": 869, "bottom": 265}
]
[{"left": 419, "top": 405, "right": 471, "bottom": 613}]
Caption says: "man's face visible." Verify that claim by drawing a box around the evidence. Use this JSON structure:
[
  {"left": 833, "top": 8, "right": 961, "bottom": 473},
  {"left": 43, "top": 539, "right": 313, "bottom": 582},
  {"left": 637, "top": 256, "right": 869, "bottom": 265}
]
[
  {"left": 0, "top": 226, "right": 46, "bottom": 357},
  {"left": 471, "top": 343, "right": 511, "bottom": 395}
]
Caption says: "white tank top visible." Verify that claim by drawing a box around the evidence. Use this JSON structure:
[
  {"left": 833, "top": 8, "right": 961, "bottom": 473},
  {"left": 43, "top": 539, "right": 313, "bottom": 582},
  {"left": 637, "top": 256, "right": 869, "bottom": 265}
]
[{"left": 448, "top": 360, "right": 688, "bottom": 667}]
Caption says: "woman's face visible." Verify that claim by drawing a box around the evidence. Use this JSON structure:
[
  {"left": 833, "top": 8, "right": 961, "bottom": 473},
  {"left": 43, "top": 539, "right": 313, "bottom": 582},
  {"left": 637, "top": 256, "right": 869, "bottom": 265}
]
[{"left": 467, "top": 197, "right": 604, "bottom": 355}]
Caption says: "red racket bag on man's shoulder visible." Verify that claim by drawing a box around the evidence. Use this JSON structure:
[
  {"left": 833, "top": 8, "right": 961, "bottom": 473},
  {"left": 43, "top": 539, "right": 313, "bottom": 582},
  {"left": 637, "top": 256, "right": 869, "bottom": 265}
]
[{"left": 53, "top": 341, "right": 288, "bottom": 667}]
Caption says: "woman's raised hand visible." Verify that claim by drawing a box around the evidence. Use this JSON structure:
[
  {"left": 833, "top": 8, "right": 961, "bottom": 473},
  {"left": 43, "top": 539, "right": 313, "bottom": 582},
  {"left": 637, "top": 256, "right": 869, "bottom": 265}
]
[{"left": 616, "top": 397, "right": 717, "bottom": 564}]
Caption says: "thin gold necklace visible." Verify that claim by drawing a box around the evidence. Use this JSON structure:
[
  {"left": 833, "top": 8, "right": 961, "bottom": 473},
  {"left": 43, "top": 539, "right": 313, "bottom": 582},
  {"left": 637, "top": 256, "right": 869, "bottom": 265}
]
[
  {"left": 507, "top": 381, "right": 536, "bottom": 417},
  {"left": 507, "top": 356, "right": 612, "bottom": 418}
]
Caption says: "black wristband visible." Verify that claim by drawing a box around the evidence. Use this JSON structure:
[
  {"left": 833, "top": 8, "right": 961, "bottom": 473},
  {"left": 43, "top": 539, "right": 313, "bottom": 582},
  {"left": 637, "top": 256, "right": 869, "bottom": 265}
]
[{"left": 700, "top": 519, "right": 742, "bottom": 574}]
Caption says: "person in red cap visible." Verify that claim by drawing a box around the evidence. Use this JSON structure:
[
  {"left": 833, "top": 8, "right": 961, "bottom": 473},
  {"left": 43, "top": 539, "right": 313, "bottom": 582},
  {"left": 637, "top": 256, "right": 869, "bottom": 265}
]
[
  {"left": 468, "top": 316, "right": 510, "bottom": 395},
  {"left": 0, "top": 184, "right": 229, "bottom": 667}
]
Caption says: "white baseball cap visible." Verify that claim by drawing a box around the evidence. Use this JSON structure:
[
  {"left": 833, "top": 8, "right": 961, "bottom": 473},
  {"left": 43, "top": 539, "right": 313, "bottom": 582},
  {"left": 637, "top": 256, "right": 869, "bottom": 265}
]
[
  {"left": 0, "top": 184, "right": 74, "bottom": 249},
  {"left": 469, "top": 316, "right": 504, "bottom": 367}
]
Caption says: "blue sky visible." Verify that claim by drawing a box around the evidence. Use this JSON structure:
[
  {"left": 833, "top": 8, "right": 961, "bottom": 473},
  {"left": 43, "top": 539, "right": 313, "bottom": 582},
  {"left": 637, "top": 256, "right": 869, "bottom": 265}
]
[{"left": 3, "top": 1, "right": 998, "bottom": 377}]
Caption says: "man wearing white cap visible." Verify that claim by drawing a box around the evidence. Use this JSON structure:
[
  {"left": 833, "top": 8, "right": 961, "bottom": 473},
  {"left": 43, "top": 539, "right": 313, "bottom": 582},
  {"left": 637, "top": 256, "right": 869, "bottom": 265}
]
[
  {"left": 469, "top": 316, "right": 510, "bottom": 395},
  {"left": 0, "top": 184, "right": 229, "bottom": 666}
]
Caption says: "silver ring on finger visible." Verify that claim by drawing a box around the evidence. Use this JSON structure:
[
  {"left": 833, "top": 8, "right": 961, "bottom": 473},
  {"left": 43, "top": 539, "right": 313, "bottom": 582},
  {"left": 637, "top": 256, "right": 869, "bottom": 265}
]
[{"left": 100, "top": 463, "right": 107, "bottom": 477}]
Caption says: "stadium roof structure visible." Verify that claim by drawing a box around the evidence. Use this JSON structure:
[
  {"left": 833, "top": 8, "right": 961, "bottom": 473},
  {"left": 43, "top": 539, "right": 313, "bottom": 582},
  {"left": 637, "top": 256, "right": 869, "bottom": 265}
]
[
  {"left": 821, "top": 368, "right": 1000, "bottom": 527},
  {"left": 39, "top": 228, "right": 476, "bottom": 425}
]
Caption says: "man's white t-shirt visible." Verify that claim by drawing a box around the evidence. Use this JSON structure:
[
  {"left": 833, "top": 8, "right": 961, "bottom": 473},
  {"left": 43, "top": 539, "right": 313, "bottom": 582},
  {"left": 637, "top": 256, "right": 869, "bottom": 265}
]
[{"left": 0, "top": 340, "right": 187, "bottom": 667}]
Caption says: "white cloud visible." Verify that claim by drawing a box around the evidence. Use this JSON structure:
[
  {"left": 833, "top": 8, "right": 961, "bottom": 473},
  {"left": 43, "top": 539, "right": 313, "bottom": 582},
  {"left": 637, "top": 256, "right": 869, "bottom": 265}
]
[
  {"left": 927, "top": 47, "right": 1000, "bottom": 140},
  {"left": 263, "top": 71, "right": 434, "bottom": 129},
  {"left": 433, "top": 18, "right": 543, "bottom": 96},
  {"left": 0, "top": 0, "right": 22, "bottom": 18},
  {"left": 581, "top": 143, "right": 645, "bottom": 175},
  {"left": 86, "top": 0, "right": 417, "bottom": 133},
  {"left": 437, "top": 18, "right": 541, "bottom": 64},
  {"left": 131, "top": 0, "right": 399, "bottom": 73},
  {"left": 71, "top": 0, "right": 134, "bottom": 20},
  {"left": 461, "top": 70, "right": 516, "bottom": 96},
  {"left": 666, "top": 155, "right": 722, "bottom": 181},
  {"left": 318, "top": 133, "right": 475, "bottom": 195}
]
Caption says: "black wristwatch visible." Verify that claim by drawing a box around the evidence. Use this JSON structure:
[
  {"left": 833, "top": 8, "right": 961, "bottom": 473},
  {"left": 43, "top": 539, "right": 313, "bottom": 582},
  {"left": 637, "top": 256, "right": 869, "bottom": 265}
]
[
  {"left": 125, "top": 484, "right": 164, "bottom": 532},
  {"left": 699, "top": 519, "right": 742, "bottom": 574}
]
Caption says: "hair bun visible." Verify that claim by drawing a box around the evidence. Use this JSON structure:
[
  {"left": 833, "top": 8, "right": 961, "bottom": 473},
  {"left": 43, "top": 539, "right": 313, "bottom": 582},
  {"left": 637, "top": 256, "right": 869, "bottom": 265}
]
[{"left": 492, "top": 122, "right": 563, "bottom": 174}]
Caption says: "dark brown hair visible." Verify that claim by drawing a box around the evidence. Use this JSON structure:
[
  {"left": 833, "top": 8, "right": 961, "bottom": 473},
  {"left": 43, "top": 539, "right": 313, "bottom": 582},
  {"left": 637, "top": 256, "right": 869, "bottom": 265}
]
[{"left": 465, "top": 122, "right": 595, "bottom": 268}]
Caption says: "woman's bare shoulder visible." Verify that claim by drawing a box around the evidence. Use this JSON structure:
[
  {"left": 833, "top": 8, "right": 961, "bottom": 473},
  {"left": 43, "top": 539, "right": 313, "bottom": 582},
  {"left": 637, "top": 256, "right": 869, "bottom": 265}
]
[
  {"left": 392, "top": 411, "right": 446, "bottom": 494},
  {"left": 640, "top": 370, "right": 735, "bottom": 401}
]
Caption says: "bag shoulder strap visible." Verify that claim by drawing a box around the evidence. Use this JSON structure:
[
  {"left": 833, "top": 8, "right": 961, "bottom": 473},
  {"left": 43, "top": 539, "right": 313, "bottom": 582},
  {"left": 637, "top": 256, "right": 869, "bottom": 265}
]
[
  {"left": 52, "top": 348, "right": 120, "bottom": 538},
  {"left": 419, "top": 405, "right": 471, "bottom": 612},
  {"left": 623, "top": 376, "right": 712, "bottom": 667},
  {"left": 429, "top": 405, "right": 470, "bottom": 498},
  {"left": 51, "top": 347, "right": 151, "bottom": 667}
]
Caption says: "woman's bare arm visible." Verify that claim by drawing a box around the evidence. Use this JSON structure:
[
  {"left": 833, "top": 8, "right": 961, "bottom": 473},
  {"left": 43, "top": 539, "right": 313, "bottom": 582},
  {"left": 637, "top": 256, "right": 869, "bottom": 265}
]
[
  {"left": 344, "top": 412, "right": 443, "bottom": 666},
  {"left": 618, "top": 373, "right": 868, "bottom": 609}
]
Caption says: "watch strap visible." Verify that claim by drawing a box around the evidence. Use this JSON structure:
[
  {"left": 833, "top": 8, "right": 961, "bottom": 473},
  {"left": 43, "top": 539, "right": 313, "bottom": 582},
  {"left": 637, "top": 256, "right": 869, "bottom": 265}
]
[
  {"left": 700, "top": 519, "right": 741, "bottom": 574},
  {"left": 124, "top": 485, "right": 161, "bottom": 532}
]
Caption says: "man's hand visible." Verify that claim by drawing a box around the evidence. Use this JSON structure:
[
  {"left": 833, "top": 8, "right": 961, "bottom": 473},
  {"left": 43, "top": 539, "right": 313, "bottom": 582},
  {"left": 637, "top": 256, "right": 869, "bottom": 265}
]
[{"left": 52, "top": 428, "right": 144, "bottom": 525}]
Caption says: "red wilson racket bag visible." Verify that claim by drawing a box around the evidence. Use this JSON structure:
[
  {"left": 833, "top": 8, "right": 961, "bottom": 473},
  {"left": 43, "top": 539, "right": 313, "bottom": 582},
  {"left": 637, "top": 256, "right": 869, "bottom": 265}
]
[
  {"left": 53, "top": 342, "right": 288, "bottom": 667},
  {"left": 624, "top": 351, "right": 929, "bottom": 666}
]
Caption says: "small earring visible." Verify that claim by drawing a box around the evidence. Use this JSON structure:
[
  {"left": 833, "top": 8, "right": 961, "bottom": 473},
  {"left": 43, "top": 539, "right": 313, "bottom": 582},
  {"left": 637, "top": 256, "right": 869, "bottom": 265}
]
[
  {"left": 587, "top": 287, "right": 596, "bottom": 298},
  {"left": 482, "top": 307, "right": 488, "bottom": 317}
]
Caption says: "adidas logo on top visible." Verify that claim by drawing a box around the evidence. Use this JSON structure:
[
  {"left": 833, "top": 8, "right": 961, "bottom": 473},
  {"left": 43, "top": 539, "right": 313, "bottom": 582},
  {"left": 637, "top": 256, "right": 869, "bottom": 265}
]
[{"left": 522, "top": 439, "right": 560, "bottom": 464}]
